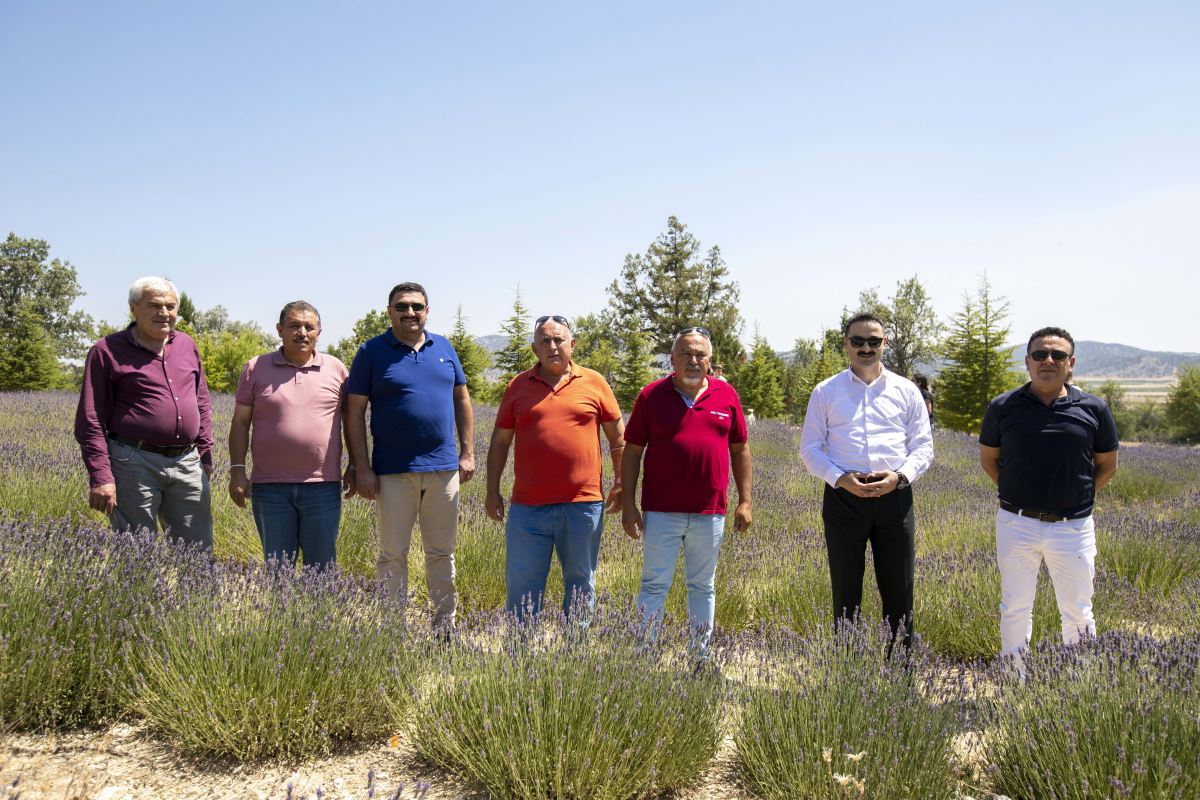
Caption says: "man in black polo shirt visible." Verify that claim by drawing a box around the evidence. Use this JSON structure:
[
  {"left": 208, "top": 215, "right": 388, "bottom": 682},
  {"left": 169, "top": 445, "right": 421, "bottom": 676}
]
[{"left": 979, "top": 326, "right": 1118, "bottom": 667}]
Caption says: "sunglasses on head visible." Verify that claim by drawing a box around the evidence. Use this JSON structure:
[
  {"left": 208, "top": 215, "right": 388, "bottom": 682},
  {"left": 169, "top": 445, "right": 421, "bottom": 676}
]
[
  {"left": 1029, "top": 349, "right": 1071, "bottom": 362},
  {"left": 676, "top": 326, "right": 711, "bottom": 339},
  {"left": 847, "top": 336, "right": 884, "bottom": 348},
  {"left": 392, "top": 302, "right": 426, "bottom": 313},
  {"left": 535, "top": 315, "right": 571, "bottom": 328}
]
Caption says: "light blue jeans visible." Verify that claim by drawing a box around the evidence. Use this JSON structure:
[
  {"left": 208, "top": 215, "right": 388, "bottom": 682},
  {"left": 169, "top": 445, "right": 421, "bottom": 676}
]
[
  {"left": 505, "top": 501, "right": 604, "bottom": 621},
  {"left": 637, "top": 511, "right": 725, "bottom": 650},
  {"left": 250, "top": 481, "right": 342, "bottom": 569}
]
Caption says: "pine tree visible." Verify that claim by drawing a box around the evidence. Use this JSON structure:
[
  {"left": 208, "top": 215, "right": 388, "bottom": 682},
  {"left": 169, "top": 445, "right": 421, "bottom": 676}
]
[
  {"left": 1166, "top": 365, "right": 1200, "bottom": 443},
  {"left": 494, "top": 288, "right": 536, "bottom": 388},
  {"left": 937, "top": 276, "right": 1023, "bottom": 433},
  {"left": 614, "top": 322, "right": 655, "bottom": 410},
  {"left": 607, "top": 217, "right": 745, "bottom": 368},
  {"left": 736, "top": 330, "right": 785, "bottom": 419},
  {"left": 797, "top": 328, "right": 850, "bottom": 418},
  {"left": 782, "top": 337, "right": 819, "bottom": 423},
  {"left": 447, "top": 305, "right": 493, "bottom": 401},
  {"left": 572, "top": 312, "right": 622, "bottom": 387},
  {"left": 0, "top": 304, "right": 63, "bottom": 390}
]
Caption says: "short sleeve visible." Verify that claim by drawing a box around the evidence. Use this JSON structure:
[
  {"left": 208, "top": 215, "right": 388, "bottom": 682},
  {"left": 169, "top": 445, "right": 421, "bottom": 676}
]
[
  {"left": 727, "top": 388, "right": 748, "bottom": 444},
  {"left": 979, "top": 399, "right": 1001, "bottom": 447},
  {"left": 234, "top": 359, "right": 255, "bottom": 406},
  {"left": 624, "top": 387, "right": 651, "bottom": 447},
  {"left": 596, "top": 375, "right": 621, "bottom": 422},
  {"left": 446, "top": 340, "right": 467, "bottom": 386},
  {"left": 346, "top": 344, "right": 372, "bottom": 396},
  {"left": 1094, "top": 402, "right": 1120, "bottom": 453}
]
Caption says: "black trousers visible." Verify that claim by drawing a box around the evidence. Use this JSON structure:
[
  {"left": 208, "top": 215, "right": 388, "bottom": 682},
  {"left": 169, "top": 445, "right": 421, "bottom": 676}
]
[{"left": 822, "top": 483, "right": 915, "bottom": 645}]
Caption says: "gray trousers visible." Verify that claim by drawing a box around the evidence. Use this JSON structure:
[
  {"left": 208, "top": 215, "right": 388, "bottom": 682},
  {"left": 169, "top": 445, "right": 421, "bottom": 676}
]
[{"left": 108, "top": 438, "right": 213, "bottom": 548}]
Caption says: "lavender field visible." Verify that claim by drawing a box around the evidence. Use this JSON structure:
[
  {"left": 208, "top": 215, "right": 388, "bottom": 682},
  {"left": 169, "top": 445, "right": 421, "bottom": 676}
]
[{"left": 3, "top": 390, "right": 1199, "bottom": 799}]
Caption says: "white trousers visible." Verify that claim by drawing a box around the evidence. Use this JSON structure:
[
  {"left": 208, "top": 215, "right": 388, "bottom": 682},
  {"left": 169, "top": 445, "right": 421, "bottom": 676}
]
[{"left": 996, "top": 508, "right": 1096, "bottom": 658}]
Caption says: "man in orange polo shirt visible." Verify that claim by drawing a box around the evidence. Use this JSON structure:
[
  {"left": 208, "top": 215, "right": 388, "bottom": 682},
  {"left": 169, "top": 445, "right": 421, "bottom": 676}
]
[{"left": 485, "top": 315, "right": 625, "bottom": 620}]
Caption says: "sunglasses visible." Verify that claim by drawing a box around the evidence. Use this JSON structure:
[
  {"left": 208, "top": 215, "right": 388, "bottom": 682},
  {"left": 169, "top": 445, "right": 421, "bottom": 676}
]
[
  {"left": 535, "top": 315, "right": 571, "bottom": 328},
  {"left": 1029, "top": 349, "right": 1071, "bottom": 362},
  {"left": 676, "top": 326, "right": 711, "bottom": 339},
  {"left": 392, "top": 302, "right": 426, "bottom": 313},
  {"left": 847, "top": 336, "right": 884, "bottom": 348}
]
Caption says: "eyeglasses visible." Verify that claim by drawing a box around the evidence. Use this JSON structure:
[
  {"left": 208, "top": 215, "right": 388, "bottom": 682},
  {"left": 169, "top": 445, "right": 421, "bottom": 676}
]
[
  {"left": 675, "top": 326, "right": 711, "bottom": 339},
  {"left": 1029, "top": 349, "right": 1071, "bottom": 362},
  {"left": 392, "top": 302, "right": 426, "bottom": 313},
  {"left": 535, "top": 315, "right": 571, "bottom": 328},
  {"left": 847, "top": 336, "right": 884, "bottom": 348}
]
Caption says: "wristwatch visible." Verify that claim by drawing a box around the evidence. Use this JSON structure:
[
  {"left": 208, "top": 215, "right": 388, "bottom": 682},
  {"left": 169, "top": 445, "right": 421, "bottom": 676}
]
[{"left": 895, "top": 472, "right": 910, "bottom": 489}]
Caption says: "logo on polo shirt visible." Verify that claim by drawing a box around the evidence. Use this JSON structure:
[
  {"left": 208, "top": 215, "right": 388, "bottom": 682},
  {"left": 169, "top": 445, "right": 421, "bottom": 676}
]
[{"left": 710, "top": 410, "right": 730, "bottom": 419}]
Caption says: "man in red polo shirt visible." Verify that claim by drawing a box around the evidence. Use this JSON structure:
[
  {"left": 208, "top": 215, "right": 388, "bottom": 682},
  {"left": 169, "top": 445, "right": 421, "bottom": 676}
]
[
  {"left": 485, "top": 315, "right": 625, "bottom": 620},
  {"left": 622, "top": 327, "right": 752, "bottom": 655}
]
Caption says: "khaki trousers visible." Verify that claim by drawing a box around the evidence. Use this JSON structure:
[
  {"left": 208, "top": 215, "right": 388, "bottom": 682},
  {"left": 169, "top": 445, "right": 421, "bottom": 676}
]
[{"left": 377, "top": 470, "right": 459, "bottom": 627}]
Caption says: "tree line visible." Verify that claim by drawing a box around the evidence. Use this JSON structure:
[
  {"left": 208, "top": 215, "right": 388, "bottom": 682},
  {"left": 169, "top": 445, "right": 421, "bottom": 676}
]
[{"left": 4, "top": 227, "right": 1199, "bottom": 443}]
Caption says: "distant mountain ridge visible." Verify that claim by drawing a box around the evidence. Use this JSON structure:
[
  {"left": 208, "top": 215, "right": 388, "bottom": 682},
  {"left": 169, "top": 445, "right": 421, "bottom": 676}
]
[
  {"left": 1069, "top": 341, "right": 1200, "bottom": 380},
  {"left": 477, "top": 334, "right": 1198, "bottom": 381}
]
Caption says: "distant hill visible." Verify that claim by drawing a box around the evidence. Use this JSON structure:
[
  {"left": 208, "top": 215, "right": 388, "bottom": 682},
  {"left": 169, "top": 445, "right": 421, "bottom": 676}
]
[
  {"left": 779, "top": 340, "right": 1199, "bottom": 381},
  {"left": 1070, "top": 341, "right": 1200, "bottom": 380}
]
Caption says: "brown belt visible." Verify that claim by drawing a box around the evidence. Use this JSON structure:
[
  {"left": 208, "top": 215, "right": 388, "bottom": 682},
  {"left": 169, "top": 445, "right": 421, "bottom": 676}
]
[{"left": 999, "top": 499, "right": 1078, "bottom": 523}]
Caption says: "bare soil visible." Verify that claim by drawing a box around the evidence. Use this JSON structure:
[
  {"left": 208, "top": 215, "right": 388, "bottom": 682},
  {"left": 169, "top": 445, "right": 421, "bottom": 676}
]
[{"left": 1, "top": 724, "right": 754, "bottom": 800}]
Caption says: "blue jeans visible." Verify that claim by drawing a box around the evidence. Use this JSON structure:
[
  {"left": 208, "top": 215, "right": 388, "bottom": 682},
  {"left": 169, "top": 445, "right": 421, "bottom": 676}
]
[
  {"left": 637, "top": 512, "right": 725, "bottom": 650},
  {"left": 251, "top": 481, "right": 342, "bottom": 569},
  {"left": 505, "top": 501, "right": 604, "bottom": 621}
]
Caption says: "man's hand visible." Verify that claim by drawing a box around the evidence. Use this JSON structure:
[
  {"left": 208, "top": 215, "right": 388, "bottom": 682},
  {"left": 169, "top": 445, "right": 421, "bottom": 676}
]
[
  {"left": 459, "top": 454, "right": 476, "bottom": 484},
  {"left": 88, "top": 483, "right": 117, "bottom": 514},
  {"left": 836, "top": 471, "right": 899, "bottom": 498},
  {"left": 342, "top": 466, "right": 357, "bottom": 499},
  {"left": 622, "top": 506, "right": 643, "bottom": 540},
  {"left": 228, "top": 471, "right": 250, "bottom": 508},
  {"left": 357, "top": 466, "right": 380, "bottom": 500},
  {"left": 485, "top": 490, "right": 505, "bottom": 522},
  {"left": 734, "top": 499, "right": 752, "bottom": 532},
  {"left": 202, "top": 462, "right": 213, "bottom": 480},
  {"left": 604, "top": 482, "right": 623, "bottom": 513}
]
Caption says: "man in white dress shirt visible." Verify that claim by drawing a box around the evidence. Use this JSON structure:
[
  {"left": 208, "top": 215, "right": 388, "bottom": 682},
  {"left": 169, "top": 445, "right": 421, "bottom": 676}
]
[{"left": 800, "top": 313, "right": 934, "bottom": 646}]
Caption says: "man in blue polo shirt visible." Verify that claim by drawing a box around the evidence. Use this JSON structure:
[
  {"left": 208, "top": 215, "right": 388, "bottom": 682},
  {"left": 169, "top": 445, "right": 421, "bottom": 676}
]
[
  {"left": 980, "top": 326, "right": 1118, "bottom": 667},
  {"left": 346, "top": 282, "right": 475, "bottom": 631}
]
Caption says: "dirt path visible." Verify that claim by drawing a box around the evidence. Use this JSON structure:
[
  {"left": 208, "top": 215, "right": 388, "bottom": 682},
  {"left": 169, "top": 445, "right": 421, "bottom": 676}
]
[{"left": 2, "top": 724, "right": 754, "bottom": 800}]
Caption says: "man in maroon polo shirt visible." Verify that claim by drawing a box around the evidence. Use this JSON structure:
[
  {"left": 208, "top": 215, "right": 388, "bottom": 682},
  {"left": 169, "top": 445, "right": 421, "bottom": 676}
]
[
  {"left": 75, "top": 276, "right": 214, "bottom": 546},
  {"left": 621, "top": 326, "right": 752, "bottom": 657}
]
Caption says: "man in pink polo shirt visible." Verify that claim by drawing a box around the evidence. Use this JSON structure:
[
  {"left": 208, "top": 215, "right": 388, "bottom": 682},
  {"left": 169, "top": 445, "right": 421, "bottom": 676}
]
[
  {"left": 228, "top": 301, "right": 353, "bottom": 568},
  {"left": 622, "top": 326, "right": 753, "bottom": 657}
]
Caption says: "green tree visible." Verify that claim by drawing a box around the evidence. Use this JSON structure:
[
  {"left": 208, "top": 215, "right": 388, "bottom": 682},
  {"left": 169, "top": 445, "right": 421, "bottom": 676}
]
[
  {"left": 937, "top": 277, "right": 1023, "bottom": 433},
  {"left": 493, "top": 288, "right": 536, "bottom": 390},
  {"left": 447, "top": 305, "right": 493, "bottom": 401},
  {"left": 0, "top": 232, "right": 93, "bottom": 363},
  {"left": 197, "top": 327, "right": 275, "bottom": 393},
  {"left": 737, "top": 330, "right": 786, "bottom": 419},
  {"left": 782, "top": 337, "right": 819, "bottom": 423},
  {"left": 572, "top": 312, "right": 622, "bottom": 387},
  {"left": 607, "top": 216, "right": 745, "bottom": 368},
  {"left": 178, "top": 292, "right": 198, "bottom": 328},
  {"left": 796, "top": 328, "right": 850, "bottom": 419},
  {"left": 614, "top": 320, "right": 655, "bottom": 410},
  {"left": 857, "top": 275, "right": 943, "bottom": 378},
  {"left": 0, "top": 305, "right": 63, "bottom": 390},
  {"left": 328, "top": 309, "right": 389, "bottom": 364},
  {"left": 1166, "top": 365, "right": 1200, "bottom": 443}
]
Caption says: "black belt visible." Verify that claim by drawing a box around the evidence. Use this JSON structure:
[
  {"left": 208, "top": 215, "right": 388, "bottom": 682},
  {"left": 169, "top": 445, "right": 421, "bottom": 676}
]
[
  {"left": 109, "top": 433, "right": 196, "bottom": 458},
  {"left": 999, "top": 500, "right": 1083, "bottom": 523}
]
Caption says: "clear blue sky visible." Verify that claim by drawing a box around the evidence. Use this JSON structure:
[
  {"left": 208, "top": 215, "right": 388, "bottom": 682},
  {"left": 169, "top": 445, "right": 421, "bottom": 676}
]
[{"left": 2, "top": 1, "right": 1197, "bottom": 357}]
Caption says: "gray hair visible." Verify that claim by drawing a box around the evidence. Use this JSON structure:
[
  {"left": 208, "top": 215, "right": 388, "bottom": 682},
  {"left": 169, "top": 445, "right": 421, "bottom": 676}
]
[
  {"left": 128, "top": 276, "right": 179, "bottom": 307},
  {"left": 278, "top": 300, "right": 321, "bottom": 326}
]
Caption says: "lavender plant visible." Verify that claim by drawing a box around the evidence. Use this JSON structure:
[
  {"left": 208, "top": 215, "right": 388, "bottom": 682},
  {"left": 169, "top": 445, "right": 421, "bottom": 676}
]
[
  {"left": 129, "top": 560, "right": 429, "bottom": 760},
  {"left": 0, "top": 515, "right": 201, "bottom": 728},
  {"left": 407, "top": 601, "right": 725, "bottom": 799},
  {"left": 735, "top": 622, "right": 967, "bottom": 800},
  {"left": 983, "top": 631, "right": 1200, "bottom": 799}
]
